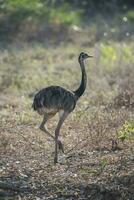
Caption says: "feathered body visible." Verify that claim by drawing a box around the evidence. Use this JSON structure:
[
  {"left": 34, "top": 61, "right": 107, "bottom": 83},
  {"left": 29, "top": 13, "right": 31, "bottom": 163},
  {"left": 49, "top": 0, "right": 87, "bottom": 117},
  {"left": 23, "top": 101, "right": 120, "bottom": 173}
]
[{"left": 32, "top": 86, "right": 76, "bottom": 115}]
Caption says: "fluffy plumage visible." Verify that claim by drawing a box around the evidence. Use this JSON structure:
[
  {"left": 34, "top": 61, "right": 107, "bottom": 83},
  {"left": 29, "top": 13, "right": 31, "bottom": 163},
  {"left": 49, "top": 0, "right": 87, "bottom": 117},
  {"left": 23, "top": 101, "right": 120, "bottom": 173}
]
[{"left": 32, "top": 86, "right": 76, "bottom": 114}]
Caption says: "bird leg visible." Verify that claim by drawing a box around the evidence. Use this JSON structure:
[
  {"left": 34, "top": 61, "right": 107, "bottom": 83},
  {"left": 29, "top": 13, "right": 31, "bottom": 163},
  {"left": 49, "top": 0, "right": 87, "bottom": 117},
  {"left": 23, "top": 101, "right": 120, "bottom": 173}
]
[
  {"left": 54, "top": 111, "right": 69, "bottom": 164},
  {"left": 39, "top": 114, "right": 63, "bottom": 150},
  {"left": 39, "top": 114, "right": 55, "bottom": 140}
]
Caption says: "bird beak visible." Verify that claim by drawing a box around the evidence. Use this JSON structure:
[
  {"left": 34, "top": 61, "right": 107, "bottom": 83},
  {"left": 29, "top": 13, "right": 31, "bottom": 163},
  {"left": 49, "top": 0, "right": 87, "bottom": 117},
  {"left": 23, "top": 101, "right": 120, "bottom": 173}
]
[{"left": 87, "top": 55, "right": 93, "bottom": 58}]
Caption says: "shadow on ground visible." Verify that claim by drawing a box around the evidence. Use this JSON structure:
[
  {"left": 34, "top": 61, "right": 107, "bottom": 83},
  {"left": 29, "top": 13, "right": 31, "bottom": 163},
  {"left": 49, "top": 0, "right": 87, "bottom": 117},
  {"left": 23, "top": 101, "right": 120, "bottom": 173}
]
[{"left": 0, "top": 163, "right": 133, "bottom": 200}]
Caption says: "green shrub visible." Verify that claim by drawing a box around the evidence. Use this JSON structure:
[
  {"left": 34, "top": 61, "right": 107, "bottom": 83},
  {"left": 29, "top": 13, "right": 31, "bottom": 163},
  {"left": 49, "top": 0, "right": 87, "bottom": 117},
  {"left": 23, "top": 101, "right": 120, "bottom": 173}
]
[{"left": 118, "top": 121, "right": 134, "bottom": 142}]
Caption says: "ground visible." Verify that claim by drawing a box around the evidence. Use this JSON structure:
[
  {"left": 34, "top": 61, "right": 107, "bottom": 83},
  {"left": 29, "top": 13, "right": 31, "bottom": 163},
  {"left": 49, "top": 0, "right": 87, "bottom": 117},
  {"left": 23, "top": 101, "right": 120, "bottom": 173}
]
[{"left": 0, "top": 40, "right": 134, "bottom": 199}]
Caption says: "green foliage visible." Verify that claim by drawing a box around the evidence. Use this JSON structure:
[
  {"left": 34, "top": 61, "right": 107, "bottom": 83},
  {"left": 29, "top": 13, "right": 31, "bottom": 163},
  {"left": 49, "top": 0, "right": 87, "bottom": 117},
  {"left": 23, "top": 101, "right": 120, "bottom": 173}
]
[
  {"left": 100, "top": 43, "right": 134, "bottom": 72},
  {"left": 101, "top": 44, "right": 117, "bottom": 63},
  {"left": 118, "top": 121, "right": 134, "bottom": 142},
  {"left": 0, "top": 0, "right": 81, "bottom": 25},
  {"left": 49, "top": 6, "right": 81, "bottom": 25},
  {"left": 126, "top": 10, "right": 134, "bottom": 22},
  {"left": 123, "top": 45, "right": 134, "bottom": 62},
  {"left": 0, "top": 0, "right": 133, "bottom": 42},
  {"left": 1, "top": 0, "right": 46, "bottom": 14}
]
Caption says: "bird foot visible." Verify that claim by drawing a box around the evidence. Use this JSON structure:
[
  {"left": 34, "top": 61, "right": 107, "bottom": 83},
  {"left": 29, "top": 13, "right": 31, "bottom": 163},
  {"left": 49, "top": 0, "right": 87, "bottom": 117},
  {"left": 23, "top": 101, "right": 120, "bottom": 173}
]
[{"left": 54, "top": 154, "right": 66, "bottom": 164}]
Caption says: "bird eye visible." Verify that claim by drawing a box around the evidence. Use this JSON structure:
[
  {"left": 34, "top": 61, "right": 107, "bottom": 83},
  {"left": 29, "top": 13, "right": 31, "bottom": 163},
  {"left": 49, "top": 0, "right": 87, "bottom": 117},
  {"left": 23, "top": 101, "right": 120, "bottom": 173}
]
[{"left": 81, "top": 54, "right": 85, "bottom": 58}]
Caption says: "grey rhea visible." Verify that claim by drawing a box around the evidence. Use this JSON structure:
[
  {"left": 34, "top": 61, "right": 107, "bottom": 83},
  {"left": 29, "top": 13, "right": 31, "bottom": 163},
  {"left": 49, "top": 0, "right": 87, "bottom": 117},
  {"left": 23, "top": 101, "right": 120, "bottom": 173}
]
[{"left": 32, "top": 52, "right": 92, "bottom": 163}]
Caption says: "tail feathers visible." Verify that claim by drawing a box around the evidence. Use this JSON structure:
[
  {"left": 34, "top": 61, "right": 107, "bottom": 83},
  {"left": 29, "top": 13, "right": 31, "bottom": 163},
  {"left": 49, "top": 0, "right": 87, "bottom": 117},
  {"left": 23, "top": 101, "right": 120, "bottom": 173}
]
[
  {"left": 32, "top": 98, "right": 39, "bottom": 111},
  {"left": 32, "top": 97, "right": 44, "bottom": 111},
  {"left": 32, "top": 102, "right": 36, "bottom": 110}
]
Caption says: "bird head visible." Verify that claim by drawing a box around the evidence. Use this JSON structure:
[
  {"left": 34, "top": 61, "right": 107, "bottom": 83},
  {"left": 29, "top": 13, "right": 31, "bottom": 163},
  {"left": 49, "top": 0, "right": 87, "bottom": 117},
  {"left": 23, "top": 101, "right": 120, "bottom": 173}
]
[{"left": 78, "top": 52, "right": 93, "bottom": 62}]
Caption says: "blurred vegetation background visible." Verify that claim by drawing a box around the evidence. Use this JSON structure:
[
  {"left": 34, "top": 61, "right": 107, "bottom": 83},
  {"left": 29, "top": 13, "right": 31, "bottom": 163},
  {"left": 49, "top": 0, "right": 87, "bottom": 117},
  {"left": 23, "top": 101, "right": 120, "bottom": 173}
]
[
  {"left": 0, "top": 0, "right": 134, "bottom": 43},
  {"left": 0, "top": 0, "right": 133, "bottom": 94}
]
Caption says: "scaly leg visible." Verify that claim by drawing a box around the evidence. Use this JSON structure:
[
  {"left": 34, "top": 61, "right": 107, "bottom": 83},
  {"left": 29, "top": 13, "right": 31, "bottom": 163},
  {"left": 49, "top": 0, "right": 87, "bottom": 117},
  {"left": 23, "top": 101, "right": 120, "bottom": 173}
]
[{"left": 54, "top": 111, "right": 69, "bottom": 164}]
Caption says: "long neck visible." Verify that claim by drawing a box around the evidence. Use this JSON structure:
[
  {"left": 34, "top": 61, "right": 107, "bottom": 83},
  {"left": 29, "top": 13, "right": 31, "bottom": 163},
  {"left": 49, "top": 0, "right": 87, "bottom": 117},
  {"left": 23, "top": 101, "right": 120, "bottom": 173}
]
[{"left": 74, "top": 59, "right": 87, "bottom": 99}]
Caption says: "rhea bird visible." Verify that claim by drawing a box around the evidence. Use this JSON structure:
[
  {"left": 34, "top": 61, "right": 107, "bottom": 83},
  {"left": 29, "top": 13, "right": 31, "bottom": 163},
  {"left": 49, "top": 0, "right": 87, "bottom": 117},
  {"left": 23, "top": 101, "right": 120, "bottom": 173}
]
[{"left": 32, "top": 52, "right": 92, "bottom": 163}]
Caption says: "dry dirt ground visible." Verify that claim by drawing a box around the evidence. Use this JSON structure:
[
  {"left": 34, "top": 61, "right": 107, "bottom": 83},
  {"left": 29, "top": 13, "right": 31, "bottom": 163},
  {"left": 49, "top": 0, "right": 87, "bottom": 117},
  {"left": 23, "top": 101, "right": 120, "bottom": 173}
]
[{"left": 0, "top": 94, "right": 134, "bottom": 200}]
